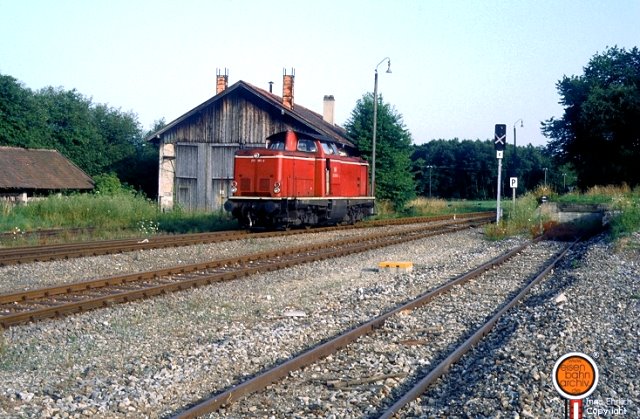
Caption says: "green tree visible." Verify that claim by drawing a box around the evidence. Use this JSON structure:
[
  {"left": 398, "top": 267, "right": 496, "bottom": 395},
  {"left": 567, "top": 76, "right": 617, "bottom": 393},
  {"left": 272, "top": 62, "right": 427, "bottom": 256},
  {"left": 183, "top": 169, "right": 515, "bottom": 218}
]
[
  {"left": 542, "top": 46, "right": 640, "bottom": 188},
  {"left": 36, "top": 86, "right": 106, "bottom": 175},
  {"left": 345, "top": 93, "right": 415, "bottom": 209},
  {"left": 0, "top": 74, "right": 47, "bottom": 148}
]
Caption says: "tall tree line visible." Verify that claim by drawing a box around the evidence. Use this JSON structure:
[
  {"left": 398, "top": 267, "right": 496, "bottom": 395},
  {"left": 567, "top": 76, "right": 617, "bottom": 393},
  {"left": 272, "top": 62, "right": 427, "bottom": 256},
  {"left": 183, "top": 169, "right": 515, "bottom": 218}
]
[
  {"left": 0, "top": 73, "right": 158, "bottom": 197},
  {"left": 411, "top": 139, "right": 556, "bottom": 199}
]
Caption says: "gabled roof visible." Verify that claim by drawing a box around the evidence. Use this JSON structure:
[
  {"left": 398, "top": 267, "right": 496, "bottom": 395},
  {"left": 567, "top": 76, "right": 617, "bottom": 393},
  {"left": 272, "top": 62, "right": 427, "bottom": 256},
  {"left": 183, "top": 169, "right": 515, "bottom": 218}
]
[
  {"left": 147, "top": 80, "right": 355, "bottom": 148},
  {"left": 0, "top": 147, "right": 94, "bottom": 191}
]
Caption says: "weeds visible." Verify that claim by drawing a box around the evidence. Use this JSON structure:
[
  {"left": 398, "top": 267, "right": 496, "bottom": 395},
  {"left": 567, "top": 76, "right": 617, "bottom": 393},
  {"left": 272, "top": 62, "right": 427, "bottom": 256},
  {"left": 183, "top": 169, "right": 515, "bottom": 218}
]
[
  {"left": 485, "top": 184, "right": 640, "bottom": 241},
  {"left": 137, "top": 219, "right": 160, "bottom": 236},
  {"left": 0, "top": 191, "right": 236, "bottom": 245},
  {"left": 484, "top": 193, "right": 548, "bottom": 240}
]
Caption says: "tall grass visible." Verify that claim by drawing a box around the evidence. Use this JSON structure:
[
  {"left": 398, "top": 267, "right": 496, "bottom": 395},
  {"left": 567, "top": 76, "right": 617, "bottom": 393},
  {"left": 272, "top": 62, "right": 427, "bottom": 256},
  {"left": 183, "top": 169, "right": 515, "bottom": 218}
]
[
  {"left": 375, "top": 197, "right": 496, "bottom": 219},
  {"left": 484, "top": 193, "right": 546, "bottom": 240},
  {"left": 0, "top": 192, "right": 158, "bottom": 233},
  {"left": 557, "top": 184, "right": 632, "bottom": 204},
  {"left": 403, "top": 197, "right": 448, "bottom": 216},
  {"left": 484, "top": 185, "right": 640, "bottom": 241},
  {"left": 1, "top": 192, "right": 237, "bottom": 244},
  {"left": 608, "top": 186, "right": 640, "bottom": 239}
]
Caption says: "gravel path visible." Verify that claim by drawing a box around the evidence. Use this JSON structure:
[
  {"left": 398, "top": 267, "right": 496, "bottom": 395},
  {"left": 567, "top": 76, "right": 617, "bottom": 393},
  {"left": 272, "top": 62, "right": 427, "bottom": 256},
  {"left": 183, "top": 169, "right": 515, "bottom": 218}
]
[{"left": 0, "top": 228, "right": 637, "bottom": 418}]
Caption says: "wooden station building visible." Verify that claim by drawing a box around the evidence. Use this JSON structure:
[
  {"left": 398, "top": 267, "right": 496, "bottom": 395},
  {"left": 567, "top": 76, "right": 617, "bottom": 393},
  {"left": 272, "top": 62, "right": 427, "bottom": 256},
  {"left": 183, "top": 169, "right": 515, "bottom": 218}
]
[{"left": 147, "top": 70, "right": 356, "bottom": 212}]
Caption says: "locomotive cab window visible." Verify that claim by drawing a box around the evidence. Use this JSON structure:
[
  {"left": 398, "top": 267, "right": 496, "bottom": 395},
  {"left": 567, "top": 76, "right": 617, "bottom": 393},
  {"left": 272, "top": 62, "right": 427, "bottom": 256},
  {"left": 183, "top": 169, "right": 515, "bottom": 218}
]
[
  {"left": 268, "top": 140, "right": 285, "bottom": 150},
  {"left": 297, "top": 139, "right": 317, "bottom": 153},
  {"left": 321, "top": 142, "right": 339, "bottom": 155}
]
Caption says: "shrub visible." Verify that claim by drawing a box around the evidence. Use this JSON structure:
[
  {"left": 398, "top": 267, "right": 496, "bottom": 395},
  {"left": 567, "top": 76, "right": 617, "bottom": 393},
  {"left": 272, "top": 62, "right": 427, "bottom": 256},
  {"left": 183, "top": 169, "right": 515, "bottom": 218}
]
[{"left": 609, "top": 188, "right": 640, "bottom": 239}]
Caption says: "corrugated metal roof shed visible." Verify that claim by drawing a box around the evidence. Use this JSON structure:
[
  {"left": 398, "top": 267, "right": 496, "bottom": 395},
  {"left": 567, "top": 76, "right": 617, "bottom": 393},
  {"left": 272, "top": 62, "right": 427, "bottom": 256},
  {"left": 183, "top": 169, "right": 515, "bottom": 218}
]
[{"left": 0, "top": 147, "right": 94, "bottom": 191}]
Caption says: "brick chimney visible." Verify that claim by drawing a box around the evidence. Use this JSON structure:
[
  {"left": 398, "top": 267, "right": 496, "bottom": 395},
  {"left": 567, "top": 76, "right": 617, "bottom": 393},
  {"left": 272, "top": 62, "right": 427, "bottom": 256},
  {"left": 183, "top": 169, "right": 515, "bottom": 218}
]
[
  {"left": 216, "top": 68, "right": 228, "bottom": 94},
  {"left": 282, "top": 69, "right": 295, "bottom": 110},
  {"left": 323, "top": 95, "right": 335, "bottom": 124}
]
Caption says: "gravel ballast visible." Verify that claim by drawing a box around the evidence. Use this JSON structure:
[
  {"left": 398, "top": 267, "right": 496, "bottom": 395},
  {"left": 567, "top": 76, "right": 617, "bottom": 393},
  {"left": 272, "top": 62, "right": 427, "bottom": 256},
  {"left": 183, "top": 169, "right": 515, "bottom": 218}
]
[{"left": 0, "top": 228, "right": 638, "bottom": 418}]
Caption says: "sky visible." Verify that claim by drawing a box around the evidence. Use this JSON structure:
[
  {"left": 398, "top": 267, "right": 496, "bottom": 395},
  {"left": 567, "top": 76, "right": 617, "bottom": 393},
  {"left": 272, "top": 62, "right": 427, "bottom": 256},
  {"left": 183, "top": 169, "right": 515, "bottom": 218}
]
[{"left": 1, "top": 0, "right": 638, "bottom": 147}]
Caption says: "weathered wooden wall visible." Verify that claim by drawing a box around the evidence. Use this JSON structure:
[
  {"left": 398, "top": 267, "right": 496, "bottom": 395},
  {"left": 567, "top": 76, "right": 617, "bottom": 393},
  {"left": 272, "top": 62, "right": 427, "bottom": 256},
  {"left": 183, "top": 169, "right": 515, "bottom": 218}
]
[{"left": 162, "top": 91, "right": 311, "bottom": 212}]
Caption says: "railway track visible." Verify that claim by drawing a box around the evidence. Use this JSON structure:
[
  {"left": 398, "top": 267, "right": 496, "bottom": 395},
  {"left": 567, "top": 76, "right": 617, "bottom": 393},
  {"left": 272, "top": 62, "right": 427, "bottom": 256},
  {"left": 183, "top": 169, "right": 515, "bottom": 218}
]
[
  {"left": 0, "top": 212, "right": 494, "bottom": 266},
  {"left": 172, "top": 235, "right": 579, "bottom": 418},
  {"left": 0, "top": 215, "right": 492, "bottom": 328}
]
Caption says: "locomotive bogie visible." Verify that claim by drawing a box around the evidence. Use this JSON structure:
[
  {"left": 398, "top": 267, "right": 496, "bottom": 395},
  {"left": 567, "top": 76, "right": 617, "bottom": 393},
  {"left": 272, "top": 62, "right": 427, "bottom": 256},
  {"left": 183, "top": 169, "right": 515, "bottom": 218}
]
[{"left": 224, "top": 197, "right": 374, "bottom": 229}]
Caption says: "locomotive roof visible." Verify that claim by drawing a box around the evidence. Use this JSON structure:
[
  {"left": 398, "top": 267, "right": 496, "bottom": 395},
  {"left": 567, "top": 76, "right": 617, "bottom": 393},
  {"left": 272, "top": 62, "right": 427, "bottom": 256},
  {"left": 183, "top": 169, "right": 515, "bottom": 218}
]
[{"left": 147, "top": 80, "right": 357, "bottom": 150}]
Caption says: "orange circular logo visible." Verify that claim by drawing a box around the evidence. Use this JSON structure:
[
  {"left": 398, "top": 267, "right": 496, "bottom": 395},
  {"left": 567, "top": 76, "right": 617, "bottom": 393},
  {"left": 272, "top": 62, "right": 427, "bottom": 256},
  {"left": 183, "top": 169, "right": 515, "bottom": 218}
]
[{"left": 552, "top": 352, "right": 599, "bottom": 399}]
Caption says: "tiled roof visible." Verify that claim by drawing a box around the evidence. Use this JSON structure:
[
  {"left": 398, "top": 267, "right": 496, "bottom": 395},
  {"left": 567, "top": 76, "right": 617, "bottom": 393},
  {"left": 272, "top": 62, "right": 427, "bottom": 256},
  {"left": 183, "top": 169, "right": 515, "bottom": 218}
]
[
  {"left": 241, "top": 81, "right": 355, "bottom": 147},
  {"left": 0, "top": 147, "right": 94, "bottom": 190},
  {"left": 147, "top": 80, "right": 356, "bottom": 148}
]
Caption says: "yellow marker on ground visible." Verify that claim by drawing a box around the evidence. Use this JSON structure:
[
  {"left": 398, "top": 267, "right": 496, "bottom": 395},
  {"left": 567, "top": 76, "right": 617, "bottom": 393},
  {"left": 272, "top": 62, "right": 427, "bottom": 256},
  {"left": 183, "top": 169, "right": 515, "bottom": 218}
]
[{"left": 378, "top": 261, "right": 413, "bottom": 272}]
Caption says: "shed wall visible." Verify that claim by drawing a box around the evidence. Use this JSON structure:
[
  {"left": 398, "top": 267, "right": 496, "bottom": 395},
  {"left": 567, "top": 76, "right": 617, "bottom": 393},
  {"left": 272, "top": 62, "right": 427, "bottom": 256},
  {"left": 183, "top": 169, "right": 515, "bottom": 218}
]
[{"left": 158, "top": 89, "right": 322, "bottom": 212}]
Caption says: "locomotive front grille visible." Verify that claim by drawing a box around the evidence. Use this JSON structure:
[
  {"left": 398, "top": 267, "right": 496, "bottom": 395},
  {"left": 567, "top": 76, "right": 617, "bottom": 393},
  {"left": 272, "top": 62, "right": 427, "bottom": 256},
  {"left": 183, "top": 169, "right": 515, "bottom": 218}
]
[
  {"left": 258, "top": 178, "right": 270, "bottom": 192},
  {"left": 240, "top": 178, "right": 251, "bottom": 191}
]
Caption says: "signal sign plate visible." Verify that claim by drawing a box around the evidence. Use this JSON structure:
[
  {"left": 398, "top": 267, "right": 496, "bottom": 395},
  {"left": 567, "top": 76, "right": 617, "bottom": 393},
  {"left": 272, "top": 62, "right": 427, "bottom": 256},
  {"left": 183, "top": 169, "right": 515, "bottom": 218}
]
[{"left": 494, "top": 124, "right": 507, "bottom": 151}]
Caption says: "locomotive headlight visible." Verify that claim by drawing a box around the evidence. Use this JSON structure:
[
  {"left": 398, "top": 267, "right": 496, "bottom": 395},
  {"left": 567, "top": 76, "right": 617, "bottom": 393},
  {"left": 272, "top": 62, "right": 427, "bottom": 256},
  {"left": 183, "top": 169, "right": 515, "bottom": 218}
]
[
  {"left": 273, "top": 182, "right": 281, "bottom": 194},
  {"left": 231, "top": 181, "right": 238, "bottom": 194}
]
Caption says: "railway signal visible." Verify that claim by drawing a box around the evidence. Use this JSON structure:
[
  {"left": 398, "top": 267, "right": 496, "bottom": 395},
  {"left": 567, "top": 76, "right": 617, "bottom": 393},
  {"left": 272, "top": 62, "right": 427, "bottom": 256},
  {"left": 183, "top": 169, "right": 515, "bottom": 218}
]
[
  {"left": 494, "top": 124, "right": 506, "bottom": 151},
  {"left": 495, "top": 124, "right": 506, "bottom": 223}
]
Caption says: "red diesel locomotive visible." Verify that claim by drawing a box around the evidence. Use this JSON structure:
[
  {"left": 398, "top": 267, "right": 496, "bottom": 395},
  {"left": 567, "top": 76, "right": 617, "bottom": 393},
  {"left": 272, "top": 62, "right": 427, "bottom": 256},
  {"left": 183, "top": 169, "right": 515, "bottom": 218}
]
[{"left": 224, "top": 130, "right": 375, "bottom": 229}]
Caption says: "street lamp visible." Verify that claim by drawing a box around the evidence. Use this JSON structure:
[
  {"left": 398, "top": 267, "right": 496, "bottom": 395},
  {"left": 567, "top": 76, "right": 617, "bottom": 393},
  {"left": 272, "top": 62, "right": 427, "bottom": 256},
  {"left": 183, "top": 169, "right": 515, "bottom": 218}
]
[
  {"left": 563, "top": 172, "right": 567, "bottom": 190},
  {"left": 511, "top": 119, "right": 523, "bottom": 204},
  {"left": 426, "top": 165, "right": 434, "bottom": 197},
  {"left": 543, "top": 167, "right": 548, "bottom": 186},
  {"left": 513, "top": 118, "right": 523, "bottom": 157},
  {"left": 371, "top": 57, "right": 391, "bottom": 197}
]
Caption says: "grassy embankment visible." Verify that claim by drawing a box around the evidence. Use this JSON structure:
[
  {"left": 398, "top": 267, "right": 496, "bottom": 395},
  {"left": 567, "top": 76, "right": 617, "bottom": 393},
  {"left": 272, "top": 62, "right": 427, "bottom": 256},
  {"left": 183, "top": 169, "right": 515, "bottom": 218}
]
[{"left": 484, "top": 185, "right": 640, "bottom": 242}]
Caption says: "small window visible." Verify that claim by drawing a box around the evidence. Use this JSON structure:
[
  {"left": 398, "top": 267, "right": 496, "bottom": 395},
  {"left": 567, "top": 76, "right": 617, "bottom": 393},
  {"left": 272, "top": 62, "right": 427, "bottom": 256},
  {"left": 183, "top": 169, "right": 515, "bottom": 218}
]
[
  {"left": 268, "top": 141, "right": 285, "bottom": 150},
  {"left": 297, "top": 139, "right": 317, "bottom": 153},
  {"left": 321, "top": 142, "right": 339, "bottom": 155}
]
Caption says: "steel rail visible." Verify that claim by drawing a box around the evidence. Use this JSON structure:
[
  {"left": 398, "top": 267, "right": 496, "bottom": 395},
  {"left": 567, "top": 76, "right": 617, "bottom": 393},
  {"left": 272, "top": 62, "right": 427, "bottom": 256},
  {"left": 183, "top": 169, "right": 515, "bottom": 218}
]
[
  {"left": 0, "top": 231, "right": 249, "bottom": 266},
  {"left": 0, "top": 217, "right": 492, "bottom": 328},
  {"left": 171, "top": 234, "right": 536, "bottom": 418},
  {"left": 0, "top": 217, "right": 485, "bottom": 304},
  {"left": 0, "top": 212, "right": 494, "bottom": 266},
  {"left": 377, "top": 237, "right": 580, "bottom": 418}
]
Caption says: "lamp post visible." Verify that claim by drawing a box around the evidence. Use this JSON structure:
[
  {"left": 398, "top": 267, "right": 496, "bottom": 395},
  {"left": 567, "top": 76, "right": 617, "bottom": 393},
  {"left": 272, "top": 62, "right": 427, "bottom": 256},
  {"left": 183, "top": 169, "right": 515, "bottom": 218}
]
[
  {"left": 371, "top": 57, "right": 391, "bottom": 197},
  {"left": 563, "top": 172, "right": 567, "bottom": 190},
  {"left": 427, "top": 165, "right": 434, "bottom": 197},
  {"left": 512, "top": 119, "right": 523, "bottom": 172},
  {"left": 543, "top": 167, "right": 548, "bottom": 187},
  {"left": 512, "top": 119, "right": 523, "bottom": 205}
]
